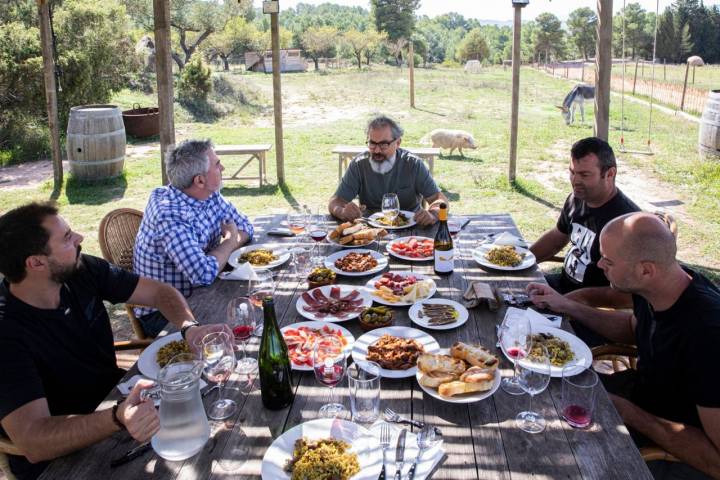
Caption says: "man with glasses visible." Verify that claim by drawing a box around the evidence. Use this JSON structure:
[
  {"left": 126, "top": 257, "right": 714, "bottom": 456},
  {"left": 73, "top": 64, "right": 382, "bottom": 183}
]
[{"left": 328, "top": 115, "right": 448, "bottom": 226}]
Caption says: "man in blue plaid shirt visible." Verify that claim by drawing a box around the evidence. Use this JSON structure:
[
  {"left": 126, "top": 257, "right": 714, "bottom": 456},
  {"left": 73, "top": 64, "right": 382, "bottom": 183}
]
[{"left": 134, "top": 139, "right": 254, "bottom": 336}]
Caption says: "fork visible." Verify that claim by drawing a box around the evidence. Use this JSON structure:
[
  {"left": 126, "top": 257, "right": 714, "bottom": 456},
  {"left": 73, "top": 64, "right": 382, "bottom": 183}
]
[
  {"left": 384, "top": 408, "right": 424, "bottom": 429},
  {"left": 379, "top": 423, "right": 391, "bottom": 480}
]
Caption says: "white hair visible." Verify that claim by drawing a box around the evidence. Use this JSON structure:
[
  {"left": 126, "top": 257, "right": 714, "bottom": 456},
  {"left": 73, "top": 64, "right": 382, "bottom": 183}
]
[{"left": 166, "top": 139, "right": 214, "bottom": 189}]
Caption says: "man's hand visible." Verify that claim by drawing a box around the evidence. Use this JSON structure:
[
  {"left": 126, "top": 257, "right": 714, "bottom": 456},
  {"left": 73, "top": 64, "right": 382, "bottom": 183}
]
[
  {"left": 414, "top": 209, "right": 438, "bottom": 226},
  {"left": 526, "top": 282, "right": 571, "bottom": 314},
  {"left": 117, "top": 380, "right": 160, "bottom": 443},
  {"left": 220, "top": 221, "right": 240, "bottom": 248},
  {"left": 338, "top": 202, "right": 363, "bottom": 221},
  {"left": 185, "top": 323, "right": 233, "bottom": 352}
]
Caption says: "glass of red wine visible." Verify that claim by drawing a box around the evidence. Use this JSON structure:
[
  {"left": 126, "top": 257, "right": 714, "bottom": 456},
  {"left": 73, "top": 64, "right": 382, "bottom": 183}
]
[
  {"left": 248, "top": 270, "right": 274, "bottom": 337},
  {"left": 561, "top": 365, "right": 598, "bottom": 428},
  {"left": 499, "top": 311, "right": 531, "bottom": 396},
  {"left": 226, "top": 297, "right": 257, "bottom": 374},
  {"left": 313, "top": 334, "right": 346, "bottom": 418},
  {"left": 307, "top": 211, "right": 326, "bottom": 266},
  {"left": 448, "top": 219, "right": 462, "bottom": 256}
]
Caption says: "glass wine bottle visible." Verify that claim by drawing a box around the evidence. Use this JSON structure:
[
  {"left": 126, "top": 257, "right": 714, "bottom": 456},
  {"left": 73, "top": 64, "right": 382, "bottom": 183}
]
[
  {"left": 258, "top": 296, "right": 294, "bottom": 410},
  {"left": 433, "top": 202, "right": 454, "bottom": 275}
]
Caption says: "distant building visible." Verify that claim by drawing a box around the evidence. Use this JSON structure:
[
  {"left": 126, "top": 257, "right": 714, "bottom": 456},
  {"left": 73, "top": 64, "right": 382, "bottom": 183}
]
[{"left": 244, "top": 49, "right": 307, "bottom": 73}]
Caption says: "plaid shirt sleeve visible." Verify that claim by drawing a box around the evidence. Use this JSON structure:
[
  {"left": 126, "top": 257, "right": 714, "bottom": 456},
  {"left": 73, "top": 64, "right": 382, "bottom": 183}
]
[{"left": 160, "top": 221, "right": 220, "bottom": 286}]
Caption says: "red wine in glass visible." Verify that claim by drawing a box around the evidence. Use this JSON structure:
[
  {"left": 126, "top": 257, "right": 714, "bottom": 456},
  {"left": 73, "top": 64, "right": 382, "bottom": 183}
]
[
  {"left": 310, "top": 229, "right": 326, "bottom": 242},
  {"left": 507, "top": 346, "right": 524, "bottom": 358},
  {"left": 563, "top": 404, "right": 592, "bottom": 428},
  {"left": 448, "top": 223, "right": 461, "bottom": 238},
  {"left": 314, "top": 363, "right": 344, "bottom": 387},
  {"left": 233, "top": 325, "right": 253, "bottom": 342}
]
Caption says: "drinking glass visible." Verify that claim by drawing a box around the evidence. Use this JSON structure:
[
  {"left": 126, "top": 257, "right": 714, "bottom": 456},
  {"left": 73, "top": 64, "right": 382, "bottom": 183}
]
[
  {"left": 381, "top": 193, "right": 400, "bottom": 239},
  {"left": 307, "top": 210, "right": 326, "bottom": 266},
  {"left": 287, "top": 209, "right": 307, "bottom": 236},
  {"left": 499, "top": 311, "right": 531, "bottom": 396},
  {"left": 201, "top": 332, "right": 237, "bottom": 420},
  {"left": 348, "top": 361, "right": 381, "bottom": 423},
  {"left": 516, "top": 343, "right": 552, "bottom": 433},
  {"left": 313, "top": 335, "right": 346, "bottom": 418},
  {"left": 249, "top": 270, "right": 274, "bottom": 337},
  {"left": 448, "top": 219, "right": 462, "bottom": 256},
  {"left": 226, "top": 297, "right": 257, "bottom": 374},
  {"left": 561, "top": 365, "right": 598, "bottom": 429},
  {"left": 290, "top": 241, "right": 313, "bottom": 278}
]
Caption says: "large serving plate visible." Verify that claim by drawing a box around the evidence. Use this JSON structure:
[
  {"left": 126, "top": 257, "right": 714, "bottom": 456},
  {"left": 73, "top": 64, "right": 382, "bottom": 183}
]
[
  {"left": 296, "top": 284, "right": 373, "bottom": 323},
  {"left": 137, "top": 332, "right": 183, "bottom": 379},
  {"left": 408, "top": 298, "right": 469, "bottom": 331},
  {"left": 261, "top": 418, "right": 382, "bottom": 480},
  {"left": 472, "top": 245, "right": 536, "bottom": 271},
  {"left": 364, "top": 272, "right": 437, "bottom": 307},
  {"left": 323, "top": 249, "right": 388, "bottom": 277},
  {"left": 228, "top": 244, "right": 290, "bottom": 270},
  {"left": 352, "top": 326, "right": 440, "bottom": 379},
  {"left": 385, "top": 236, "right": 434, "bottom": 262},
  {"left": 367, "top": 210, "right": 417, "bottom": 230},
  {"left": 280, "top": 321, "right": 355, "bottom": 372},
  {"left": 500, "top": 326, "right": 592, "bottom": 378},
  {"left": 416, "top": 348, "right": 501, "bottom": 403}
]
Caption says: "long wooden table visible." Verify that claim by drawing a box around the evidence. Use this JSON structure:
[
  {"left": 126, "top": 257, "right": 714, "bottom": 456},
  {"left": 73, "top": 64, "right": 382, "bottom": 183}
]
[{"left": 39, "top": 214, "right": 652, "bottom": 479}]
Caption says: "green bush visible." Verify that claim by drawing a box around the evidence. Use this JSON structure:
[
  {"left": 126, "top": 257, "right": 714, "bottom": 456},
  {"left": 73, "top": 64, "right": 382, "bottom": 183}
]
[{"left": 177, "top": 55, "right": 213, "bottom": 103}]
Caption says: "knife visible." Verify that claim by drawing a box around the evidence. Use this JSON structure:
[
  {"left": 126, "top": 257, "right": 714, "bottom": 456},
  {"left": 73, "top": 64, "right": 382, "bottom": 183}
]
[
  {"left": 110, "top": 442, "right": 152, "bottom": 468},
  {"left": 394, "top": 429, "right": 407, "bottom": 480}
]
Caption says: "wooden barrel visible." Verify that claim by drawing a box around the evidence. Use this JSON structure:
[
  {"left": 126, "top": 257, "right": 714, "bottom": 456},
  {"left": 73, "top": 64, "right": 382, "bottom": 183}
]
[
  {"left": 66, "top": 105, "right": 126, "bottom": 180},
  {"left": 699, "top": 90, "right": 720, "bottom": 161}
]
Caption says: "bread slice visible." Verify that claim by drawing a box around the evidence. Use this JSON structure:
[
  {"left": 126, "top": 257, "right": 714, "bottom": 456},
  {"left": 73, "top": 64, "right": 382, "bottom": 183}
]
[
  {"left": 343, "top": 223, "right": 365, "bottom": 236},
  {"left": 459, "top": 366, "right": 494, "bottom": 384},
  {"left": 417, "top": 353, "right": 466, "bottom": 375},
  {"left": 339, "top": 234, "right": 355, "bottom": 245},
  {"left": 450, "top": 342, "right": 499, "bottom": 371},
  {"left": 438, "top": 379, "right": 493, "bottom": 397},
  {"left": 418, "top": 371, "right": 459, "bottom": 388}
]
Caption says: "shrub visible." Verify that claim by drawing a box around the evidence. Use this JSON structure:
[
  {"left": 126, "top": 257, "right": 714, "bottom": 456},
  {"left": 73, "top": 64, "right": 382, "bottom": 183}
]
[{"left": 177, "top": 54, "right": 212, "bottom": 103}]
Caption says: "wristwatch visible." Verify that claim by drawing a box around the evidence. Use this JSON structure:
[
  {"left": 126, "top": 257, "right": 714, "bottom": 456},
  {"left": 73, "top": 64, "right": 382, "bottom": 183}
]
[{"left": 180, "top": 321, "right": 200, "bottom": 340}]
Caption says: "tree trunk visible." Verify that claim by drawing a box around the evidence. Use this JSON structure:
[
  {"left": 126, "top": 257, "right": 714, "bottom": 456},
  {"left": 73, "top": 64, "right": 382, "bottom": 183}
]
[
  {"left": 314, "top": 57, "right": 319, "bottom": 71},
  {"left": 171, "top": 52, "right": 184, "bottom": 70},
  {"left": 221, "top": 54, "right": 229, "bottom": 71},
  {"left": 356, "top": 52, "right": 362, "bottom": 69}
]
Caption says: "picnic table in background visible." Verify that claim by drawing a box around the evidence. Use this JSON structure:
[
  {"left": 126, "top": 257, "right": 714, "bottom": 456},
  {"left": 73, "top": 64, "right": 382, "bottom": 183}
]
[{"left": 332, "top": 145, "right": 440, "bottom": 180}]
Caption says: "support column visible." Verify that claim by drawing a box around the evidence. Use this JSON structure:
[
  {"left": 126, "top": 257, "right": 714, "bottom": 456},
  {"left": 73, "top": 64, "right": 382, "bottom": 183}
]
[
  {"left": 153, "top": 0, "right": 175, "bottom": 185},
  {"left": 594, "top": 0, "right": 613, "bottom": 141},
  {"left": 270, "top": 12, "right": 285, "bottom": 185},
  {"left": 508, "top": 4, "right": 523, "bottom": 183}
]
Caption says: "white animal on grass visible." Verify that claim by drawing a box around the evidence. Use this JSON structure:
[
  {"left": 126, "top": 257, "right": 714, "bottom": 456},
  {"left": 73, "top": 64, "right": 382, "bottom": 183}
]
[{"left": 420, "top": 129, "right": 477, "bottom": 157}]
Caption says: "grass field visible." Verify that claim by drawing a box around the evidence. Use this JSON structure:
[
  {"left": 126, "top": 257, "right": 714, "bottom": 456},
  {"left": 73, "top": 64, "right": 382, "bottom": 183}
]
[
  {"left": 611, "top": 62, "right": 720, "bottom": 91},
  {"left": 1, "top": 65, "right": 718, "bottom": 280}
]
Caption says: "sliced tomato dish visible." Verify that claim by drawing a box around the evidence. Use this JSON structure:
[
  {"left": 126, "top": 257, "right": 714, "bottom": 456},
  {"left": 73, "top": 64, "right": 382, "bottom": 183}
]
[
  {"left": 390, "top": 237, "right": 434, "bottom": 259},
  {"left": 282, "top": 325, "right": 348, "bottom": 367}
]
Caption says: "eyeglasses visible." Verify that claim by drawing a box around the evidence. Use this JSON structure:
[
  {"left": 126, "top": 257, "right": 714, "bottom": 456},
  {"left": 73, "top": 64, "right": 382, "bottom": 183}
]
[{"left": 367, "top": 138, "right": 397, "bottom": 150}]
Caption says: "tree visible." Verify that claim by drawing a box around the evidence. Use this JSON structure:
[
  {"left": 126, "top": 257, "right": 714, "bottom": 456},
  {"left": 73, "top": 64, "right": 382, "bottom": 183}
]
[
  {"left": 567, "top": 7, "right": 597, "bottom": 60},
  {"left": 343, "top": 28, "right": 384, "bottom": 69},
  {"left": 656, "top": 8, "right": 677, "bottom": 61},
  {"left": 371, "top": 0, "right": 421, "bottom": 41},
  {"left": 532, "top": 13, "right": 565, "bottom": 62},
  {"left": 205, "top": 17, "right": 260, "bottom": 70},
  {"left": 614, "top": 3, "right": 652, "bottom": 59},
  {"left": 457, "top": 28, "right": 490, "bottom": 62},
  {"left": 301, "top": 26, "right": 338, "bottom": 71}
]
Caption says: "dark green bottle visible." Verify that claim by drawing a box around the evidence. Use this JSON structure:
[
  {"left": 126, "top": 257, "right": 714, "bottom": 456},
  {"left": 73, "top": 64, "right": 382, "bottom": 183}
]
[{"left": 259, "top": 296, "right": 294, "bottom": 410}]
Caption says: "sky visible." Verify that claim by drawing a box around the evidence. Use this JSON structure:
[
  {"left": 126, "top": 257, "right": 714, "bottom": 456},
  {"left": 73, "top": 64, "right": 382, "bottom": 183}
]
[{"left": 254, "top": 0, "right": 720, "bottom": 22}]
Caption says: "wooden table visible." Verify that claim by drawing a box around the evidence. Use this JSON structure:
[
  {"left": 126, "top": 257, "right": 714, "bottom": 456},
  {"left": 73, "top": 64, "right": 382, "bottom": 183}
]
[
  {"left": 39, "top": 214, "right": 652, "bottom": 480},
  {"left": 215, "top": 144, "right": 272, "bottom": 187},
  {"left": 332, "top": 145, "right": 440, "bottom": 180}
]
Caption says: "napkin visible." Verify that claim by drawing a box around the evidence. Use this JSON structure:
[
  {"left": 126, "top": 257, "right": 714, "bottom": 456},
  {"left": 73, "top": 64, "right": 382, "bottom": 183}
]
[
  {"left": 369, "top": 422, "right": 446, "bottom": 480},
  {"left": 504, "top": 306, "right": 562, "bottom": 329},
  {"left": 220, "top": 261, "right": 259, "bottom": 281},
  {"left": 492, "top": 231, "right": 527, "bottom": 248}
]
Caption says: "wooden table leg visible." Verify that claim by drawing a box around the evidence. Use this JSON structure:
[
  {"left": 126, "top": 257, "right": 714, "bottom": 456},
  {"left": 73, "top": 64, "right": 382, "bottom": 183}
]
[
  {"left": 257, "top": 154, "right": 263, "bottom": 187},
  {"left": 337, "top": 154, "right": 343, "bottom": 181}
]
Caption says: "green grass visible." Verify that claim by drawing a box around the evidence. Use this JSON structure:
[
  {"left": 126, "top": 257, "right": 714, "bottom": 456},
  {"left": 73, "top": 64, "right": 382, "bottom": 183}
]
[
  {"left": 611, "top": 63, "right": 720, "bottom": 91},
  {"left": 1, "top": 65, "right": 718, "bottom": 281}
]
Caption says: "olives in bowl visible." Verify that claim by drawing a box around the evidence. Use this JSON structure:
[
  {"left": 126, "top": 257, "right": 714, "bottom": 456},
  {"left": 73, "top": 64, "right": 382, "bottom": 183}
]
[
  {"left": 358, "top": 306, "right": 393, "bottom": 331},
  {"left": 307, "top": 267, "right": 337, "bottom": 289}
]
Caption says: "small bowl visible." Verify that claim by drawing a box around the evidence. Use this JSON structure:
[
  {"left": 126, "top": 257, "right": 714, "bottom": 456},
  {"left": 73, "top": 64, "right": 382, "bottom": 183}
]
[
  {"left": 307, "top": 268, "right": 337, "bottom": 290},
  {"left": 358, "top": 306, "right": 394, "bottom": 332}
]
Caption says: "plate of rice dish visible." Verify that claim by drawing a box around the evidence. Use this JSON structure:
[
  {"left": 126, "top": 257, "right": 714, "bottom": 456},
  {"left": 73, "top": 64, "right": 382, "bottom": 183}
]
[
  {"left": 472, "top": 245, "right": 536, "bottom": 271},
  {"left": 228, "top": 244, "right": 290, "bottom": 269},
  {"left": 501, "top": 326, "right": 592, "bottom": 377}
]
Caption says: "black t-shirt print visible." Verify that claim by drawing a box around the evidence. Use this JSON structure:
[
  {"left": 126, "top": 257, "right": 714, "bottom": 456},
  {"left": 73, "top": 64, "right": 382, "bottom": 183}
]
[{"left": 556, "top": 189, "right": 640, "bottom": 288}]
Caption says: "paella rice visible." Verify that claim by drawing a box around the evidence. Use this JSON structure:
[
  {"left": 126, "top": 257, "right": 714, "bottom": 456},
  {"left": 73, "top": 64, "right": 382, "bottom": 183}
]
[{"left": 284, "top": 437, "right": 360, "bottom": 480}]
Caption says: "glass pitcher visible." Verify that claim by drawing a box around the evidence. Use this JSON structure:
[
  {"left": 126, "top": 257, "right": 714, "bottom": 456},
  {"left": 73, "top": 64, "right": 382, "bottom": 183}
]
[{"left": 142, "top": 353, "right": 210, "bottom": 461}]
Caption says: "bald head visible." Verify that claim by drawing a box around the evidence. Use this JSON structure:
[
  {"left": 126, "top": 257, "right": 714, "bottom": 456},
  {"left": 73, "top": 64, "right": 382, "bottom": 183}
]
[{"left": 602, "top": 212, "right": 677, "bottom": 268}]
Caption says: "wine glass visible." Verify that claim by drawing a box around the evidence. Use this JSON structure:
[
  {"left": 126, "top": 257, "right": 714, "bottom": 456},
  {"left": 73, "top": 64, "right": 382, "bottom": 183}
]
[
  {"left": 448, "top": 219, "right": 462, "bottom": 257},
  {"left": 381, "top": 193, "right": 400, "bottom": 240},
  {"left": 226, "top": 297, "right": 257, "bottom": 374},
  {"left": 287, "top": 209, "right": 307, "bottom": 236},
  {"left": 307, "top": 209, "right": 326, "bottom": 266},
  {"left": 499, "top": 312, "right": 531, "bottom": 396},
  {"left": 516, "top": 342, "right": 552, "bottom": 433},
  {"left": 249, "top": 270, "right": 274, "bottom": 337},
  {"left": 201, "top": 332, "right": 237, "bottom": 420},
  {"left": 313, "top": 334, "right": 346, "bottom": 418}
]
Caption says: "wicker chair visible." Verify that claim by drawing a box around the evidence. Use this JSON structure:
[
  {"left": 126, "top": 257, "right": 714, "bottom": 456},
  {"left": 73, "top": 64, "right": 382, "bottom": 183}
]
[
  {"left": 98, "top": 208, "right": 153, "bottom": 350},
  {"left": 0, "top": 435, "right": 20, "bottom": 480}
]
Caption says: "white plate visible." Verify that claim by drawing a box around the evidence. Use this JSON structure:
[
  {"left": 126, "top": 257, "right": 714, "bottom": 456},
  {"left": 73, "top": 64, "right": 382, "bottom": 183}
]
[
  {"left": 325, "top": 232, "right": 377, "bottom": 249},
  {"left": 137, "top": 332, "right": 184, "bottom": 379},
  {"left": 501, "top": 326, "right": 593, "bottom": 377},
  {"left": 364, "top": 272, "right": 437, "bottom": 307},
  {"left": 296, "top": 284, "right": 373, "bottom": 322},
  {"left": 368, "top": 210, "right": 417, "bottom": 230},
  {"left": 472, "top": 245, "right": 537, "bottom": 271},
  {"left": 323, "top": 249, "right": 388, "bottom": 277},
  {"left": 228, "top": 244, "right": 290, "bottom": 270},
  {"left": 281, "top": 321, "right": 355, "bottom": 371},
  {"left": 261, "top": 418, "right": 382, "bottom": 480},
  {"left": 416, "top": 348, "right": 501, "bottom": 403},
  {"left": 352, "top": 326, "right": 440, "bottom": 378},
  {"left": 409, "top": 299, "right": 469, "bottom": 330},
  {"left": 385, "top": 236, "right": 434, "bottom": 262}
]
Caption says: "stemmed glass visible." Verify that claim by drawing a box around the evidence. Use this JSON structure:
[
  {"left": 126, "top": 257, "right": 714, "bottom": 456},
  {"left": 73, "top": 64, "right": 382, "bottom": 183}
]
[
  {"left": 307, "top": 209, "right": 326, "bottom": 266},
  {"left": 249, "top": 270, "right": 274, "bottom": 337},
  {"left": 226, "top": 297, "right": 257, "bottom": 374},
  {"left": 381, "top": 193, "right": 400, "bottom": 240},
  {"left": 313, "top": 335, "right": 346, "bottom": 418},
  {"left": 516, "top": 343, "right": 552, "bottom": 433},
  {"left": 448, "top": 219, "right": 462, "bottom": 257},
  {"left": 201, "top": 332, "right": 237, "bottom": 420},
  {"left": 287, "top": 209, "right": 307, "bottom": 236},
  {"left": 499, "top": 312, "right": 531, "bottom": 396}
]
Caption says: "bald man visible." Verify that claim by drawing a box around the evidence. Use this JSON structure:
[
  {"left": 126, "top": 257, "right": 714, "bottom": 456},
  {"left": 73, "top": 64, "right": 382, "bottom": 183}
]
[{"left": 527, "top": 212, "right": 720, "bottom": 479}]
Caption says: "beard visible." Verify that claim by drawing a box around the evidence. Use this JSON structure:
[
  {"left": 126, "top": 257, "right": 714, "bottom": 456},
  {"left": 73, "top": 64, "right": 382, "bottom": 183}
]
[
  {"left": 49, "top": 246, "right": 81, "bottom": 284},
  {"left": 371, "top": 152, "right": 388, "bottom": 162}
]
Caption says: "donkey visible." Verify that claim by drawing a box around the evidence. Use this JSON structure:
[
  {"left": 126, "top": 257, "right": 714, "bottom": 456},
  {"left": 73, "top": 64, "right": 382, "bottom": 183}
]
[{"left": 556, "top": 84, "right": 595, "bottom": 125}]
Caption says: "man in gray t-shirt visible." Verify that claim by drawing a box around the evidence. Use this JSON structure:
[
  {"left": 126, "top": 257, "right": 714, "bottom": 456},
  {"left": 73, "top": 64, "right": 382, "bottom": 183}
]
[{"left": 328, "top": 115, "right": 449, "bottom": 226}]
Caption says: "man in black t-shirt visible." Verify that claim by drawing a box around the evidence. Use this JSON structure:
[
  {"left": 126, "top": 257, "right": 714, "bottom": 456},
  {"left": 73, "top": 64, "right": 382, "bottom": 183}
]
[
  {"left": 528, "top": 213, "right": 720, "bottom": 479},
  {"left": 530, "top": 137, "right": 640, "bottom": 294},
  {"left": 0, "top": 203, "right": 229, "bottom": 480}
]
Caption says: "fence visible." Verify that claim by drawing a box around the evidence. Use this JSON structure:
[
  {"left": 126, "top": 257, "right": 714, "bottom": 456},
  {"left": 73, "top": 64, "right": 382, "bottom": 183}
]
[{"left": 538, "top": 61, "right": 710, "bottom": 116}]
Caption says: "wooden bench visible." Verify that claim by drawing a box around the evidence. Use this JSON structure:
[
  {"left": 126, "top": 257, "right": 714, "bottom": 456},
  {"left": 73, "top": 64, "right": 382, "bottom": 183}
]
[
  {"left": 332, "top": 145, "right": 440, "bottom": 181},
  {"left": 214, "top": 144, "right": 272, "bottom": 187}
]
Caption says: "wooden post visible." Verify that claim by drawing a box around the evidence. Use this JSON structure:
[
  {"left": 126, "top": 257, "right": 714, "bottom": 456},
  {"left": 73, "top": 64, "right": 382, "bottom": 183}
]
[
  {"left": 581, "top": 62, "right": 585, "bottom": 83},
  {"left": 508, "top": 4, "right": 523, "bottom": 183},
  {"left": 663, "top": 58, "right": 666, "bottom": 80},
  {"left": 632, "top": 58, "right": 639, "bottom": 94},
  {"left": 680, "top": 61, "right": 690, "bottom": 111},
  {"left": 153, "top": 0, "right": 175, "bottom": 185},
  {"left": 270, "top": 11, "right": 285, "bottom": 184},
  {"left": 37, "top": 0, "right": 63, "bottom": 197},
  {"left": 594, "top": 0, "right": 613, "bottom": 141},
  {"left": 409, "top": 40, "right": 415, "bottom": 108},
  {"left": 692, "top": 65, "right": 695, "bottom": 84}
]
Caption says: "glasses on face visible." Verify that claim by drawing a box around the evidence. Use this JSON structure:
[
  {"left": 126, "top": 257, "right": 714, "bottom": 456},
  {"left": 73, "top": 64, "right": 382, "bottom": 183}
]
[{"left": 367, "top": 138, "right": 397, "bottom": 150}]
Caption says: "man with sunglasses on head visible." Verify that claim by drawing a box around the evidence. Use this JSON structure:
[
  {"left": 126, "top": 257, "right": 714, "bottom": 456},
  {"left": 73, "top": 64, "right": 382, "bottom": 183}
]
[{"left": 328, "top": 115, "right": 449, "bottom": 226}]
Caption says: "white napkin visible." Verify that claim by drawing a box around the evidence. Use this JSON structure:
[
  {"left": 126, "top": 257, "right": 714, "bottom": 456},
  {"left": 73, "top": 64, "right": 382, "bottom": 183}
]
[
  {"left": 116, "top": 374, "right": 149, "bottom": 396},
  {"left": 220, "top": 261, "right": 259, "bottom": 281},
  {"left": 369, "top": 422, "right": 445, "bottom": 480},
  {"left": 505, "top": 306, "right": 562, "bottom": 329},
  {"left": 492, "top": 231, "right": 527, "bottom": 248}
]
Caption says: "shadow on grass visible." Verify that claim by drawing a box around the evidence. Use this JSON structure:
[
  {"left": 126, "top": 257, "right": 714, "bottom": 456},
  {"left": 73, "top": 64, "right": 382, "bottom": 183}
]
[
  {"left": 412, "top": 107, "right": 447, "bottom": 117},
  {"left": 511, "top": 179, "right": 562, "bottom": 212},
  {"left": 438, "top": 153, "right": 484, "bottom": 163},
  {"left": 440, "top": 188, "right": 460, "bottom": 202},
  {"left": 65, "top": 174, "right": 128, "bottom": 205},
  {"left": 126, "top": 135, "right": 160, "bottom": 145},
  {"left": 221, "top": 183, "right": 280, "bottom": 197}
]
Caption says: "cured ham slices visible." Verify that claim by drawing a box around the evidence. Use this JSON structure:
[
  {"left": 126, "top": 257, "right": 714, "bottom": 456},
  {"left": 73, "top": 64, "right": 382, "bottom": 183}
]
[{"left": 300, "top": 286, "right": 365, "bottom": 319}]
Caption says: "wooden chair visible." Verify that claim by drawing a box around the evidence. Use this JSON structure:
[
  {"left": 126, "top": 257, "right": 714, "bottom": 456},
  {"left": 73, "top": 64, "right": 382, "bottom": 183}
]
[{"left": 98, "top": 208, "right": 153, "bottom": 350}]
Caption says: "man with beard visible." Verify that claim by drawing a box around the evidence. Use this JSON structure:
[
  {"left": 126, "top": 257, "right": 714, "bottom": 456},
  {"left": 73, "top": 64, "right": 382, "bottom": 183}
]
[
  {"left": 328, "top": 115, "right": 448, "bottom": 226},
  {"left": 0, "top": 202, "right": 229, "bottom": 480},
  {"left": 530, "top": 137, "right": 640, "bottom": 294},
  {"left": 526, "top": 213, "right": 720, "bottom": 479}
]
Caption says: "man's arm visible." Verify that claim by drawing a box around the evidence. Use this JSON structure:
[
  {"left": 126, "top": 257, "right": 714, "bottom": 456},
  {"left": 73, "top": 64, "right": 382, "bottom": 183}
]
[
  {"left": 530, "top": 227, "right": 569, "bottom": 263},
  {"left": 328, "top": 195, "right": 363, "bottom": 221},
  {"left": 565, "top": 286, "right": 633, "bottom": 309},
  {"left": 207, "top": 221, "right": 244, "bottom": 272},
  {"left": 414, "top": 191, "right": 449, "bottom": 226},
  {"left": 611, "top": 396, "right": 720, "bottom": 478}
]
